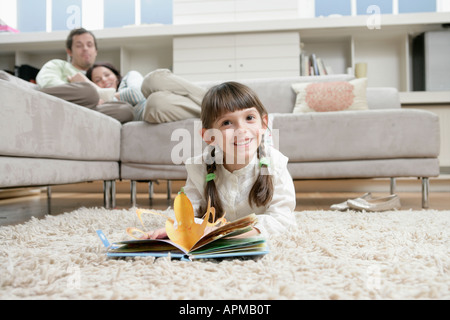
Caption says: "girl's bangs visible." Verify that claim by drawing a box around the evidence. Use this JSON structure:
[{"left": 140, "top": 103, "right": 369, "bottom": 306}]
[{"left": 202, "top": 82, "right": 265, "bottom": 126}]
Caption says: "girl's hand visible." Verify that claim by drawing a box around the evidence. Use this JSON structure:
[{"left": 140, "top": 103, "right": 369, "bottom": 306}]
[{"left": 140, "top": 227, "right": 168, "bottom": 240}]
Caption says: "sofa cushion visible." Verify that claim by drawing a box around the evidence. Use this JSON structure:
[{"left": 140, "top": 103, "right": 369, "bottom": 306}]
[
  {"left": 0, "top": 80, "right": 121, "bottom": 161},
  {"left": 0, "top": 157, "right": 119, "bottom": 188},
  {"left": 272, "top": 109, "right": 440, "bottom": 162},
  {"left": 291, "top": 78, "right": 368, "bottom": 113},
  {"left": 121, "top": 119, "right": 205, "bottom": 165}
]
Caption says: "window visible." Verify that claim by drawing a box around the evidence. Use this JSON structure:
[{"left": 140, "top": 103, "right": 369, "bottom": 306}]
[
  {"left": 399, "top": 0, "right": 436, "bottom": 13},
  {"left": 6, "top": 0, "right": 445, "bottom": 33},
  {"left": 315, "top": 0, "right": 352, "bottom": 16},
  {"left": 104, "top": 0, "right": 135, "bottom": 28},
  {"left": 17, "top": 0, "right": 46, "bottom": 32},
  {"left": 52, "top": 0, "right": 82, "bottom": 31},
  {"left": 141, "top": 0, "right": 173, "bottom": 25},
  {"left": 357, "top": 0, "right": 393, "bottom": 15}
]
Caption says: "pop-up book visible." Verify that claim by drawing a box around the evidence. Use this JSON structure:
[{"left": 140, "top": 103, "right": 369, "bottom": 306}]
[{"left": 97, "top": 189, "right": 268, "bottom": 261}]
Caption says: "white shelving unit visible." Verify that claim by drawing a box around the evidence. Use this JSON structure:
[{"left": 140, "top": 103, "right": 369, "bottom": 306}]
[{"left": 1, "top": 12, "right": 449, "bottom": 93}]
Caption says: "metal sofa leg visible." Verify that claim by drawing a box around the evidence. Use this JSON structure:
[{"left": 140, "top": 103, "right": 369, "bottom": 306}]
[
  {"left": 103, "top": 181, "right": 112, "bottom": 209},
  {"left": 149, "top": 181, "right": 154, "bottom": 202},
  {"left": 149, "top": 181, "right": 154, "bottom": 200},
  {"left": 131, "top": 180, "right": 137, "bottom": 207},
  {"left": 103, "top": 180, "right": 116, "bottom": 209},
  {"left": 422, "top": 177, "right": 429, "bottom": 209},
  {"left": 167, "top": 180, "right": 172, "bottom": 200},
  {"left": 390, "top": 178, "right": 396, "bottom": 195},
  {"left": 111, "top": 180, "right": 116, "bottom": 209},
  {"left": 47, "top": 186, "right": 52, "bottom": 215}
]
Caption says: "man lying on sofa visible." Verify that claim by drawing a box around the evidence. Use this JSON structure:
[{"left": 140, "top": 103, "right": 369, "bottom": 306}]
[{"left": 36, "top": 28, "right": 134, "bottom": 124}]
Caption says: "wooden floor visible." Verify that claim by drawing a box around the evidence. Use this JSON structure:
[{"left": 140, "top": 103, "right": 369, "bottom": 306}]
[{"left": 0, "top": 186, "right": 449, "bottom": 226}]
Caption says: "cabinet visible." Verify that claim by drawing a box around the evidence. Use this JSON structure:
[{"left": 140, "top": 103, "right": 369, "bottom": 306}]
[{"left": 173, "top": 32, "right": 300, "bottom": 81}]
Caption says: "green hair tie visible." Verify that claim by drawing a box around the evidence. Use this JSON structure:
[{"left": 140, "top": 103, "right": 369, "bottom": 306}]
[
  {"left": 259, "top": 157, "right": 270, "bottom": 167},
  {"left": 206, "top": 173, "right": 216, "bottom": 182}
]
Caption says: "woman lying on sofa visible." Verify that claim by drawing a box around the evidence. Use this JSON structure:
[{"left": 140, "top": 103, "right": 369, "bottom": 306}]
[
  {"left": 87, "top": 64, "right": 206, "bottom": 123},
  {"left": 87, "top": 63, "right": 146, "bottom": 121}
]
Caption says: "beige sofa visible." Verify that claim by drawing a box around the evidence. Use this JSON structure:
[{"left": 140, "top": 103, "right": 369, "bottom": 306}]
[
  {"left": 0, "top": 71, "right": 120, "bottom": 208},
  {"left": 121, "top": 74, "right": 440, "bottom": 208},
  {"left": 0, "top": 71, "right": 440, "bottom": 209}
]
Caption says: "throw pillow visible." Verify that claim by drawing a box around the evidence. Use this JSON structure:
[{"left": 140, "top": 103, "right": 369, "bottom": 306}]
[{"left": 291, "top": 78, "right": 368, "bottom": 113}]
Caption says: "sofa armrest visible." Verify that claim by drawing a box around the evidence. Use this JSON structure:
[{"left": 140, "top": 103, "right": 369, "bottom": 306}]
[
  {"left": 0, "top": 70, "right": 39, "bottom": 91},
  {"left": 0, "top": 79, "right": 121, "bottom": 161}
]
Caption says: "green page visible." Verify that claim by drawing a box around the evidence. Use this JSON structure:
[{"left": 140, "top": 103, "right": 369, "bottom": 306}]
[{"left": 191, "top": 237, "right": 266, "bottom": 255}]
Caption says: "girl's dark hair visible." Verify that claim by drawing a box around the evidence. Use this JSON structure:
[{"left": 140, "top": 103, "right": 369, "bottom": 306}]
[
  {"left": 199, "top": 82, "right": 273, "bottom": 221},
  {"left": 86, "top": 62, "right": 122, "bottom": 89}
]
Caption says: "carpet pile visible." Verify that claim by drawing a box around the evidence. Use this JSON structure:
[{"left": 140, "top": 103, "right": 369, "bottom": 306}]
[{"left": 0, "top": 207, "right": 448, "bottom": 299}]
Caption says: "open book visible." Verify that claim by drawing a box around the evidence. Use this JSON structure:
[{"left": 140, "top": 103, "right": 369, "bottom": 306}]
[
  {"left": 97, "top": 189, "right": 268, "bottom": 260},
  {"left": 97, "top": 214, "right": 268, "bottom": 261}
]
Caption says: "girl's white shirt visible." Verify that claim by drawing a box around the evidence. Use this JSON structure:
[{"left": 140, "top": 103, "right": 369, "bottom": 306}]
[{"left": 184, "top": 147, "right": 297, "bottom": 236}]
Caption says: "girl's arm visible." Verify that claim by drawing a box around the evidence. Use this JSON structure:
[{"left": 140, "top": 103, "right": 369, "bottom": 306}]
[{"left": 183, "top": 175, "right": 206, "bottom": 218}]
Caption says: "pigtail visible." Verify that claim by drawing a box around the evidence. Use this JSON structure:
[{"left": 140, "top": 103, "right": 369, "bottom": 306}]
[
  {"left": 199, "top": 147, "right": 225, "bottom": 222},
  {"left": 249, "top": 138, "right": 274, "bottom": 208}
]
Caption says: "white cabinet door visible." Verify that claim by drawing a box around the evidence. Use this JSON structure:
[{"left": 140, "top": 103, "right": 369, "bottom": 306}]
[
  {"left": 235, "top": 32, "right": 300, "bottom": 79},
  {"left": 173, "top": 32, "right": 300, "bottom": 81},
  {"left": 173, "top": 34, "right": 236, "bottom": 81}
]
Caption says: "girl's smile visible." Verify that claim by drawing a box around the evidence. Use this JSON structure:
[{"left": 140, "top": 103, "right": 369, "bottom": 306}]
[{"left": 234, "top": 138, "right": 253, "bottom": 147}]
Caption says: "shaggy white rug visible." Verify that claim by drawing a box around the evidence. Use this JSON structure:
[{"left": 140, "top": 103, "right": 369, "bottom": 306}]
[{"left": 0, "top": 207, "right": 448, "bottom": 300}]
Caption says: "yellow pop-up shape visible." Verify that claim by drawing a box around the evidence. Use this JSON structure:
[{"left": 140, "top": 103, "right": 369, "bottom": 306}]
[{"left": 127, "top": 188, "right": 226, "bottom": 252}]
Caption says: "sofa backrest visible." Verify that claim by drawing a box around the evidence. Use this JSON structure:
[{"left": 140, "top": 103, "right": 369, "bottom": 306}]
[
  {"left": 1, "top": 70, "right": 400, "bottom": 114},
  {"left": 197, "top": 74, "right": 400, "bottom": 114},
  {"left": 366, "top": 87, "right": 401, "bottom": 109}
]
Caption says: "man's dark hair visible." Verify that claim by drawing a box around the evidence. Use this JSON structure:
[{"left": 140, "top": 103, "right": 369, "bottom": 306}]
[{"left": 66, "top": 28, "right": 98, "bottom": 51}]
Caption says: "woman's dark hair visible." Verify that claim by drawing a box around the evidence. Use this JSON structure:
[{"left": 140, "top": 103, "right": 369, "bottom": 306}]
[{"left": 86, "top": 62, "right": 122, "bottom": 89}]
